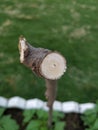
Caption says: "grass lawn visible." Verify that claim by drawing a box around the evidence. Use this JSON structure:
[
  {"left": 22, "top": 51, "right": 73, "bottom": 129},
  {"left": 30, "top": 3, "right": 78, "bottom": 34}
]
[{"left": 0, "top": 0, "right": 98, "bottom": 103}]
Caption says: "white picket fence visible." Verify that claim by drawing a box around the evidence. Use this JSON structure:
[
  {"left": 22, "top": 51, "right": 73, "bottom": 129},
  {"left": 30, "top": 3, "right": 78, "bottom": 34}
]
[{"left": 0, "top": 96, "right": 95, "bottom": 113}]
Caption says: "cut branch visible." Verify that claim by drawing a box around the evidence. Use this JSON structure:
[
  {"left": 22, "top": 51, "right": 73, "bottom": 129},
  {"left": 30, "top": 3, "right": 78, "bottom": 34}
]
[
  {"left": 18, "top": 36, "right": 66, "bottom": 80},
  {"left": 18, "top": 35, "right": 67, "bottom": 129}
]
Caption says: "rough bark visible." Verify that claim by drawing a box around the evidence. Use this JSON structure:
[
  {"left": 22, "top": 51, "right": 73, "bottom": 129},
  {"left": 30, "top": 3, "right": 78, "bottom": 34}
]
[{"left": 18, "top": 36, "right": 51, "bottom": 78}]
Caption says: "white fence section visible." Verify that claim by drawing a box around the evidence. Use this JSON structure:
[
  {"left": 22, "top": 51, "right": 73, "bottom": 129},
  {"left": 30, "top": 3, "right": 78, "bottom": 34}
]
[{"left": 0, "top": 96, "right": 95, "bottom": 113}]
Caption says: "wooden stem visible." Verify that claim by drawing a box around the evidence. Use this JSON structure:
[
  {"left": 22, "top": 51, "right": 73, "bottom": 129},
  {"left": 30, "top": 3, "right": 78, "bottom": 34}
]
[
  {"left": 18, "top": 36, "right": 66, "bottom": 129},
  {"left": 45, "top": 79, "right": 57, "bottom": 107},
  {"left": 45, "top": 79, "right": 57, "bottom": 129},
  {"left": 48, "top": 106, "right": 53, "bottom": 129}
]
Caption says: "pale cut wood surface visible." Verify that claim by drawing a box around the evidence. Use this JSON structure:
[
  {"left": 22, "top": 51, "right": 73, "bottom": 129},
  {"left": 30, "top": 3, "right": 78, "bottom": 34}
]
[{"left": 40, "top": 52, "right": 66, "bottom": 80}]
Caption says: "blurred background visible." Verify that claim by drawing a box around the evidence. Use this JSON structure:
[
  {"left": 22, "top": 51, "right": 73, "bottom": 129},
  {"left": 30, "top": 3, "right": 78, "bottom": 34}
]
[{"left": 0, "top": 0, "right": 98, "bottom": 103}]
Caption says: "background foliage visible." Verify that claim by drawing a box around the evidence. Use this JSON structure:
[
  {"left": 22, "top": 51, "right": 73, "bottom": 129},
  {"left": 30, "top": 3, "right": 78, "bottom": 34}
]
[{"left": 0, "top": 0, "right": 98, "bottom": 102}]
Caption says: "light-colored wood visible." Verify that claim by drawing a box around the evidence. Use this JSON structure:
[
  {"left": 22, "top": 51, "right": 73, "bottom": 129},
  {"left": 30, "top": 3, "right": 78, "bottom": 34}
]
[
  {"left": 18, "top": 37, "right": 28, "bottom": 63},
  {"left": 40, "top": 52, "right": 66, "bottom": 80}
]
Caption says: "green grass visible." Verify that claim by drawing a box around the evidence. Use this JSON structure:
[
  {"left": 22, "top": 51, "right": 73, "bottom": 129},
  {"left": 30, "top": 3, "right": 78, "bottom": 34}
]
[{"left": 0, "top": 0, "right": 98, "bottom": 103}]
